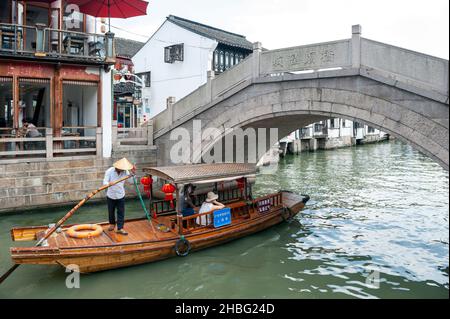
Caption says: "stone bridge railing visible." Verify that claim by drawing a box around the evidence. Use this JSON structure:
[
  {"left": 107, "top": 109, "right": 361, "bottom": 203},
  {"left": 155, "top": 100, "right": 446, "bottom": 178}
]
[{"left": 153, "top": 25, "right": 449, "bottom": 138}]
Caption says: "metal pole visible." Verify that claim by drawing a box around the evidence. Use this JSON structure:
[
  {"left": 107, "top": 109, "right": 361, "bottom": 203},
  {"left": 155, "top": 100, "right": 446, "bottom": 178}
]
[
  {"left": 176, "top": 184, "right": 183, "bottom": 235},
  {"left": 244, "top": 177, "right": 248, "bottom": 200},
  {"left": 108, "top": 0, "right": 111, "bottom": 32},
  {"left": 149, "top": 175, "right": 155, "bottom": 218}
]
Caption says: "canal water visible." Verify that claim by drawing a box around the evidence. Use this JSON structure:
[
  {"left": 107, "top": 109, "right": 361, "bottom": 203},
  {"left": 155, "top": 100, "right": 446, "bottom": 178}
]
[{"left": 0, "top": 140, "right": 448, "bottom": 298}]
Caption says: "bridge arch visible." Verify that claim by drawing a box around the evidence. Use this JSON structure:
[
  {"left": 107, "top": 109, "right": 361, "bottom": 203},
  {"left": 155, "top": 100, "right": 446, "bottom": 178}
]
[{"left": 155, "top": 75, "right": 449, "bottom": 169}]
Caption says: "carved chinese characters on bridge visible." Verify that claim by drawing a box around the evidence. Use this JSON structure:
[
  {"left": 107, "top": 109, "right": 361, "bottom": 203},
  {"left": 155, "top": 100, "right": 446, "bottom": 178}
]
[
  {"left": 320, "top": 49, "right": 335, "bottom": 63},
  {"left": 273, "top": 56, "right": 284, "bottom": 68},
  {"left": 272, "top": 48, "right": 332, "bottom": 69},
  {"left": 261, "top": 40, "right": 351, "bottom": 74}
]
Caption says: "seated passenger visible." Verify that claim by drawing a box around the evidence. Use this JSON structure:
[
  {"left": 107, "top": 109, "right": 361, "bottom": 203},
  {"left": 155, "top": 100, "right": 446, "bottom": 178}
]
[
  {"left": 181, "top": 184, "right": 196, "bottom": 217},
  {"left": 197, "top": 191, "right": 225, "bottom": 226}
]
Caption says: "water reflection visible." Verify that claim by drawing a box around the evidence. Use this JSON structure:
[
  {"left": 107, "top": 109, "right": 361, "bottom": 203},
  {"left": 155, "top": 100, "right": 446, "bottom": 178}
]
[
  {"left": 0, "top": 140, "right": 448, "bottom": 298},
  {"left": 256, "top": 141, "right": 448, "bottom": 298}
]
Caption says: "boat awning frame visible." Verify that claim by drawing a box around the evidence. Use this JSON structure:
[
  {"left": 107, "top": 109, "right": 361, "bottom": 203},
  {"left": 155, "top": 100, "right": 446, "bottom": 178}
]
[{"left": 142, "top": 163, "right": 257, "bottom": 185}]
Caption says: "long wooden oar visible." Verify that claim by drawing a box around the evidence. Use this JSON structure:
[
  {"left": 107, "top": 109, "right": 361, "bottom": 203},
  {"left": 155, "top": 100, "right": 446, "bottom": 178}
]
[{"left": 0, "top": 173, "right": 134, "bottom": 285}]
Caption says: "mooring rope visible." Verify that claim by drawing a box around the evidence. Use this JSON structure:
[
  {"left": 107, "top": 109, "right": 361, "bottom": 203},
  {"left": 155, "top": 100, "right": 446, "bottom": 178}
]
[{"left": 132, "top": 175, "right": 151, "bottom": 222}]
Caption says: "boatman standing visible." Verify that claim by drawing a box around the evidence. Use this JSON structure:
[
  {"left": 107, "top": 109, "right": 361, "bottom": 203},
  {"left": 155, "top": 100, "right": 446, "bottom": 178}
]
[{"left": 103, "top": 158, "right": 136, "bottom": 235}]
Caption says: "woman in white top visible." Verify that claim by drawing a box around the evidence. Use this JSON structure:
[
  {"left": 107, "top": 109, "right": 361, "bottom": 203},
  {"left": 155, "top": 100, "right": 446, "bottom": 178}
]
[{"left": 197, "top": 191, "right": 225, "bottom": 226}]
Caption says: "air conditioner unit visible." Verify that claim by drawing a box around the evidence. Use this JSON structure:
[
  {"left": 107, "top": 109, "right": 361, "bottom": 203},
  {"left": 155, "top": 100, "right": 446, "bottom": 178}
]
[{"left": 164, "top": 44, "right": 184, "bottom": 63}]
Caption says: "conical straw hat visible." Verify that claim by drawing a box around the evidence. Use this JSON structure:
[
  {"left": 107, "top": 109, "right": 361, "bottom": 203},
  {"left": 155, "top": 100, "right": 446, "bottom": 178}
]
[{"left": 113, "top": 158, "right": 134, "bottom": 171}]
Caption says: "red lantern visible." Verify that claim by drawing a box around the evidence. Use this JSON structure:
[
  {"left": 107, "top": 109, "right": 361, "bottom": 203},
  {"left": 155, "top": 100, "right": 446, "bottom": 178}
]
[
  {"left": 140, "top": 176, "right": 153, "bottom": 197},
  {"left": 140, "top": 176, "right": 157, "bottom": 218},
  {"left": 161, "top": 183, "right": 176, "bottom": 209}
]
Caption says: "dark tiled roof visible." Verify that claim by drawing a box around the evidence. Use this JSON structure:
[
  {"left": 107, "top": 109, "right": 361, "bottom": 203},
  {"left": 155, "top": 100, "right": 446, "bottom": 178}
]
[
  {"left": 167, "top": 15, "right": 253, "bottom": 51},
  {"left": 115, "top": 37, "right": 145, "bottom": 58},
  {"left": 114, "top": 82, "right": 135, "bottom": 95},
  {"left": 143, "top": 163, "right": 256, "bottom": 183}
]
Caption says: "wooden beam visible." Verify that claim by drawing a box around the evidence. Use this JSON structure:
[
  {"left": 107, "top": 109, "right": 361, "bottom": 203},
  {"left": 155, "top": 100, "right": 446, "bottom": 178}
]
[
  {"left": 53, "top": 66, "right": 62, "bottom": 138},
  {"left": 97, "top": 70, "right": 102, "bottom": 127},
  {"left": 13, "top": 75, "right": 18, "bottom": 130}
]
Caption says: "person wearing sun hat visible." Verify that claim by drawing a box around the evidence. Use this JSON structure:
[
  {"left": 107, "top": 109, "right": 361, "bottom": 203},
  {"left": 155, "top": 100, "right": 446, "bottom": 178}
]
[
  {"left": 197, "top": 191, "right": 225, "bottom": 226},
  {"left": 103, "top": 157, "right": 136, "bottom": 235}
]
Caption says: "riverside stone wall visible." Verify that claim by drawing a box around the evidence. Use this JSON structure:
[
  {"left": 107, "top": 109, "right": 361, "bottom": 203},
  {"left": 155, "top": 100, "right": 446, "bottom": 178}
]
[{"left": 0, "top": 148, "right": 157, "bottom": 213}]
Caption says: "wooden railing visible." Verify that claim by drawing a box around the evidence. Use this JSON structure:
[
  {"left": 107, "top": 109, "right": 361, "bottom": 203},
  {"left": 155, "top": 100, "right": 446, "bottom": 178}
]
[
  {"left": 195, "top": 186, "right": 252, "bottom": 205},
  {"left": 150, "top": 186, "right": 252, "bottom": 216},
  {"left": 181, "top": 201, "right": 250, "bottom": 232},
  {"left": 0, "top": 127, "right": 102, "bottom": 161},
  {"left": 161, "top": 192, "right": 283, "bottom": 233},
  {"left": 0, "top": 23, "right": 114, "bottom": 62},
  {"left": 151, "top": 198, "right": 177, "bottom": 216},
  {"left": 253, "top": 192, "right": 283, "bottom": 214},
  {"left": 181, "top": 211, "right": 212, "bottom": 231}
]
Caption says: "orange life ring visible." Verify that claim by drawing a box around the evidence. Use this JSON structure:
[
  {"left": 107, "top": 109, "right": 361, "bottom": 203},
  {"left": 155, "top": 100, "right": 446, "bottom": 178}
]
[{"left": 67, "top": 224, "right": 103, "bottom": 239}]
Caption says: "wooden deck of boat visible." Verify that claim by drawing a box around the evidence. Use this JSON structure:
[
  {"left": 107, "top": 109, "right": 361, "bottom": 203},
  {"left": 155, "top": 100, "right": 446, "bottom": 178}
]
[
  {"left": 33, "top": 192, "right": 306, "bottom": 250},
  {"left": 42, "top": 217, "right": 177, "bottom": 248},
  {"left": 10, "top": 190, "right": 309, "bottom": 274}
]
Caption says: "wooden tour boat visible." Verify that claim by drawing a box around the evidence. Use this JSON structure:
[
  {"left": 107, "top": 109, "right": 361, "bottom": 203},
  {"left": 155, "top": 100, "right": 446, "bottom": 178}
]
[{"left": 8, "top": 163, "right": 309, "bottom": 273}]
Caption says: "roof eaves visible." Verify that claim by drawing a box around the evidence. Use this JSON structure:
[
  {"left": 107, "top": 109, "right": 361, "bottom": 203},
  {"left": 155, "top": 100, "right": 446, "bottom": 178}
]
[
  {"left": 167, "top": 15, "right": 247, "bottom": 39},
  {"left": 167, "top": 15, "right": 253, "bottom": 51}
]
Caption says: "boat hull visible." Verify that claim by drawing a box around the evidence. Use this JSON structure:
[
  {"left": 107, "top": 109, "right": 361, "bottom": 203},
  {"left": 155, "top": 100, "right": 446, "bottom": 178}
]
[{"left": 10, "top": 192, "right": 307, "bottom": 273}]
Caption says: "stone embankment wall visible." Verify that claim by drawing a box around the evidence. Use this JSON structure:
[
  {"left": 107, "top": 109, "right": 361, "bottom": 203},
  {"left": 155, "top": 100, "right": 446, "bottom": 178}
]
[
  {"left": 0, "top": 148, "right": 157, "bottom": 213},
  {"left": 288, "top": 135, "right": 389, "bottom": 154}
]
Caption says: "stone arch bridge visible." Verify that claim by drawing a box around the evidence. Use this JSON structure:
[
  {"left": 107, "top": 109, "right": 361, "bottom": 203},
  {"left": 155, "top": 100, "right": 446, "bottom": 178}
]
[{"left": 152, "top": 25, "right": 449, "bottom": 170}]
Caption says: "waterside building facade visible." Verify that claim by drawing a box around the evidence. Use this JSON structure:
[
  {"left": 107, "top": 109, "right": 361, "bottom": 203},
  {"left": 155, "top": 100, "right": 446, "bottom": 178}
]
[{"left": 0, "top": 1, "right": 154, "bottom": 212}]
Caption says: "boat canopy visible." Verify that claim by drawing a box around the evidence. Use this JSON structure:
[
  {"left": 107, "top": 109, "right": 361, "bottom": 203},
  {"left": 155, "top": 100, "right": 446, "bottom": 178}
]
[{"left": 143, "top": 163, "right": 257, "bottom": 185}]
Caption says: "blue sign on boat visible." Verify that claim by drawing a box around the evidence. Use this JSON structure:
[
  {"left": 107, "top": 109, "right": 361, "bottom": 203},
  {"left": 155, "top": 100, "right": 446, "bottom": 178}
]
[{"left": 213, "top": 208, "right": 231, "bottom": 228}]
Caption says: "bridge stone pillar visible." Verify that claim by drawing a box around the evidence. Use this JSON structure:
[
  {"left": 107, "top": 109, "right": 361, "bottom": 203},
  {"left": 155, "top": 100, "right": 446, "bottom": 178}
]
[
  {"left": 352, "top": 24, "right": 362, "bottom": 68},
  {"left": 252, "top": 42, "right": 262, "bottom": 79},
  {"left": 166, "top": 96, "right": 176, "bottom": 125},
  {"left": 207, "top": 70, "right": 215, "bottom": 102}
]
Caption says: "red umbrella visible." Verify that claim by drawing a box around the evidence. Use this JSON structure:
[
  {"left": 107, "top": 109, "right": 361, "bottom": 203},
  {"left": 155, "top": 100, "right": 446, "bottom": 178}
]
[{"left": 70, "top": 0, "right": 149, "bottom": 32}]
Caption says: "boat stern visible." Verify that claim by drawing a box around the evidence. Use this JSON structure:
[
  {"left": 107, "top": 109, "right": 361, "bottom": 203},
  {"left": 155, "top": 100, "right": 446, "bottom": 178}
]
[
  {"left": 281, "top": 190, "right": 309, "bottom": 216},
  {"left": 10, "top": 225, "right": 49, "bottom": 242}
]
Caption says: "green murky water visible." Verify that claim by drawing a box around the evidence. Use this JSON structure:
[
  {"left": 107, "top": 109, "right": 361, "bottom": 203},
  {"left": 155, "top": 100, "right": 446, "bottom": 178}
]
[{"left": 0, "top": 140, "right": 448, "bottom": 298}]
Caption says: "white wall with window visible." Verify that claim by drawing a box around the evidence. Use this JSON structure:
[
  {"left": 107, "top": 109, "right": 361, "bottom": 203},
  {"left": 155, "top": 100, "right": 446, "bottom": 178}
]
[
  {"left": 133, "top": 20, "right": 218, "bottom": 118},
  {"left": 287, "top": 117, "right": 387, "bottom": 141},
  {"left": 325, "top": 118, "right": 354, "bottom": 138}
]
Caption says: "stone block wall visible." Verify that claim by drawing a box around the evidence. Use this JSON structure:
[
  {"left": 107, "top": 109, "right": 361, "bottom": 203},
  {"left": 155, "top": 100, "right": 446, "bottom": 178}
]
[
  {"left": 0, "top": 148, "right": 157, "bottom": 214},
  {"left": 359, "top": 134, "right": 388, "bottom": 144},
  {"left": 322, "top": 136, "right": 354, "bottom": 149}
]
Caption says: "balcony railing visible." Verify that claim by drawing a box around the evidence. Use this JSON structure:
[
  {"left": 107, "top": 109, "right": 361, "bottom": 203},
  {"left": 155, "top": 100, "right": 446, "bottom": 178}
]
[
  {"left": 313, "top": 123, "right": 328, "bottom": 137},
  {"left": 299, "top": 127, "right": 313, "bottom": 139},
  {"left": 0, "top": 127, "right": 102, "bottom": 162},
  {"left": 0, "top": 23, "right": 114, "bottom": 63}
]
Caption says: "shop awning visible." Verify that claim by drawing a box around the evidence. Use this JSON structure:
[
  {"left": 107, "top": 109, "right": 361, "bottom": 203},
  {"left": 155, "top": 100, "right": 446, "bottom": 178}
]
[
  {"left": 63, "top": 80, "right": 98, "bottom": 87},
  {"left": 19, "top": 78, "right": 50, "bottom": 84}
]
